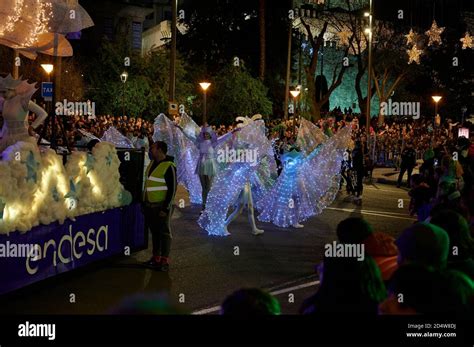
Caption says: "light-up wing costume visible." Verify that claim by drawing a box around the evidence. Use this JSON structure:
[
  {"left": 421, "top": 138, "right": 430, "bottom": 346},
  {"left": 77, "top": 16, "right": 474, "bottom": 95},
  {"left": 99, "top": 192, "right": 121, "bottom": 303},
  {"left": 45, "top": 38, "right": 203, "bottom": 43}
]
[
  {"left": 101, "top": 127, "right": 135, "bottom": 149},
  {"left": 78, "top": 129, "right": 100, "bottom": 143},
  {"left": 153, "top": 113, "right": 202, "bottom": 204},
  {"left": 296, "top": 118, "right": 328, "bottom": 155},
  {"left": 198, "top": 118, "right": 277, "bottom": 236},
  {"left": 256, "top": 122, "right": 351, "bottom": 227},
  {"left": 299, "top": 126, "right": 352, "bottom": 216}
]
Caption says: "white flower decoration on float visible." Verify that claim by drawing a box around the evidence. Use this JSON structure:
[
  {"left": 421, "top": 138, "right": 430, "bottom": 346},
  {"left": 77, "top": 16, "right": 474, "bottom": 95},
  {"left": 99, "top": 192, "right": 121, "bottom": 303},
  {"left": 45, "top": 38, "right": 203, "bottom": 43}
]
[{"left": 0, "top": 141, "right": 130, "bottom": 235}]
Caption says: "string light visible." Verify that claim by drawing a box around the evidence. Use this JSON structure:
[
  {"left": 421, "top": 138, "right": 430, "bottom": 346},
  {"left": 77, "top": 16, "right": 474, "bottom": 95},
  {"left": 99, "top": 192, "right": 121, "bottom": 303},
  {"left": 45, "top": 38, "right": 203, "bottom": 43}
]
[
  {"left": 0, "top": 0, "right": 52, "bottom": 47},
  {"left": 0, "top": 0, "right": 24, "bottom": 36}
]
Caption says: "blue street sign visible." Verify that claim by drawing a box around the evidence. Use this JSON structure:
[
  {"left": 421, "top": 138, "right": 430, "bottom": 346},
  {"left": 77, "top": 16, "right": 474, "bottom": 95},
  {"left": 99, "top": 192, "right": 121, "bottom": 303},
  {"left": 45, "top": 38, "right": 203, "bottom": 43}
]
[{"left": 41, "top": 82, "right": 53, "bottom": 100}]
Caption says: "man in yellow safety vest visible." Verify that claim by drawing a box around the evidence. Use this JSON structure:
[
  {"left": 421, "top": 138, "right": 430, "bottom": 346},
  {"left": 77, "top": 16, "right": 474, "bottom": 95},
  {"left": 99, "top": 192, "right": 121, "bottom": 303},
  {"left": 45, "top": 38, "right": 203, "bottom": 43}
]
[{"left": 143, "top": 140, "right": 177, "bottom": 271}]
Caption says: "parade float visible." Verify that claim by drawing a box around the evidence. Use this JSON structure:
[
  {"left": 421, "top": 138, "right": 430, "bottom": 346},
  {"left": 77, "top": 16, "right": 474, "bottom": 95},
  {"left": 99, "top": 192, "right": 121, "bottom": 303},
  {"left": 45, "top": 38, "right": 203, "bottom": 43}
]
[{"left": 0, "top": 0, "right": 145, "bottom": 295}]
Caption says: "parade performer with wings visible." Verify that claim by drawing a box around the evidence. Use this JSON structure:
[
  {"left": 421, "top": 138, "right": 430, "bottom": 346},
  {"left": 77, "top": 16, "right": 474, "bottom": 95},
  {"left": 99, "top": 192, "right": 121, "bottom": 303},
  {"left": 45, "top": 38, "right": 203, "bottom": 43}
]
[
  {"left": 198, "top": 115, "right": 277, "bottom": 236},
  {"left": 256, "top": 122, "right": 351, "bottom": 228},
  {"left": 153, "top": 113, "right": 236, "bottom": 207}
]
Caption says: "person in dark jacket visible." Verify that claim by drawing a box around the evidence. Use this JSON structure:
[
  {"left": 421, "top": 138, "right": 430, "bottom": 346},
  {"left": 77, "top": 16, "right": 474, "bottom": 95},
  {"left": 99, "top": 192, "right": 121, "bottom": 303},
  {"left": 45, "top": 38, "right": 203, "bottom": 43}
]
[
  {"left": 143, "top": 141, "right": 177, "bottom": 271},
  {"left": 397, "top": 142, "right": 417, "bottom": 188},
  {"left": 352, "top": 141, "right": 365, "bottom": 202}
]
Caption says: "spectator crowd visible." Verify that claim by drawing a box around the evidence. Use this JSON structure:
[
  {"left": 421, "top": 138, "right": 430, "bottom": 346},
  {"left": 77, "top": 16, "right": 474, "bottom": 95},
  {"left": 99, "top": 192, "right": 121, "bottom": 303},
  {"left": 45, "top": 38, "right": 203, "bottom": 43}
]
[{"left": 3, "top": 107, "right": 473, "bottom": 316}]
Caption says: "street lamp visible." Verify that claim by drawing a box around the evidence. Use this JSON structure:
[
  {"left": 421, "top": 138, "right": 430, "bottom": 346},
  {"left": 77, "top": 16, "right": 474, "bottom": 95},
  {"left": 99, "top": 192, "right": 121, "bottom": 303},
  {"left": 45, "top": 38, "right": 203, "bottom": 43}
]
[
  {"left": 41, "top": 64, "right": 54, "bottom": 112},
  {"left": 41, "top": 64, "right": 54, "bottom": 79},
  {"left": 121, "top": 71, "right": 128, "bottom": 117},
  {"left": 430, "top": 95, "right": 442, "bottom": 145},
  {"left": 432, "top": 95, "right": 442, "bottom": 125},
  {"left": 199, "top": 82, "right": 211, "bottom": 124},
  {"left": 290, "top": 89, "right": 301, "bottom": 136}
]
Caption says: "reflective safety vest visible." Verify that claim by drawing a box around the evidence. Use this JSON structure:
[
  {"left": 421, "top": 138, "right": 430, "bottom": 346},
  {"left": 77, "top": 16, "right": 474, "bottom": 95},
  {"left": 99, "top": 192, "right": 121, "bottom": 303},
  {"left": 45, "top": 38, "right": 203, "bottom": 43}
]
[{"left": 144, "top": 160, "right": 175, "bottom": 203}]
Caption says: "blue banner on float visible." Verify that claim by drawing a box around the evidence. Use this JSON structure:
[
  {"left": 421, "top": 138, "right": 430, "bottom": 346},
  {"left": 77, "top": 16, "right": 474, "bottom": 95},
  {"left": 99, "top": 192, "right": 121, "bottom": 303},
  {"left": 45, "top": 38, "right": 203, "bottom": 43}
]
[{"left": 0, "top": 203, "right": 145, "bottom": 295}]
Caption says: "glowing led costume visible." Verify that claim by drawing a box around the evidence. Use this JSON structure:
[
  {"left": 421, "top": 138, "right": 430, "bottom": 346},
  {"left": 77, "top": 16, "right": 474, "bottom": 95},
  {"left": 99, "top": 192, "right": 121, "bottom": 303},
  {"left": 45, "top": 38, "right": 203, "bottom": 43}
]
[
  {"left": 101, "top": 126, "right": 135, "bottom": 149},
  {"left": 153, "top": 113, "right": 202, "bottom": 204},
  {"left": 154, "top": 113, "right": 238, "bottom": 207},
  {"left": 0, "top": 75, "right": 47, "bottom": 154},
  {"left": 256, "top": 124, "right": 352, "bottom": 228},
  {"left": 198, "top": 117, "right": 277, "bottom": 236}
]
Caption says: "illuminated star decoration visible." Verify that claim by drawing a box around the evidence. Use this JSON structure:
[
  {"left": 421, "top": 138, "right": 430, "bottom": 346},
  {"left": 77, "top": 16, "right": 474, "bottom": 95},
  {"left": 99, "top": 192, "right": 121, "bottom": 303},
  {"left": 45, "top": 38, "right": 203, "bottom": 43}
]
[
  {"left": 337, "top": 29, "right": 352, "bottom": 46},
  {"left": 405, "top": 29, "right": 417, "bottom": 45},
  {"left": 85, "top": 153, "right": 95, "bottom": 173},
  {"left": 425, "top": 20, "right": 444, "bottom": 46},
  {"left": 460, "top": 32, "right": 473, "bottom": 49},
  {"left": 26, "top": 151, "right": 40, "bottom": 183},
  {"left": 407, "top": 44, "right": 423, "bottom": 64}
]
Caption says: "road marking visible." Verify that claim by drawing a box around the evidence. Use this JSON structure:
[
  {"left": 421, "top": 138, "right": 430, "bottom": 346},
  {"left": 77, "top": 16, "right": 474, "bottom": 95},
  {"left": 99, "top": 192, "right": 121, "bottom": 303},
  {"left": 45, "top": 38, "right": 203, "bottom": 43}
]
[
  {"left": 326, "top": 207, "right": 415, "bottom": 221},
  {"left": 336, "top": 208, "right": 409, "bottom": 216},
  {"left": 365, "top": 186, "right": 409, "bottom": 194},
  {"left": 192, "top": 280, "right": 320, "bottom": 315},
  {"left": 270, "top": 280, "right": 320, "bottom": 296}
]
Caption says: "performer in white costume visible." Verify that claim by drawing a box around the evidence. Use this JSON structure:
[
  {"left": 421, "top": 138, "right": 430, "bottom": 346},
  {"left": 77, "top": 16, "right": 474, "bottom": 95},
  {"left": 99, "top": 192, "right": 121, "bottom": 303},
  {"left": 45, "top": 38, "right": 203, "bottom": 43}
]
[
  {"left": 0, "top": 75, "right": 47, "bottom": 154},
  {"left": 222, "top": 115, "right": 267, "bottom": 236}
]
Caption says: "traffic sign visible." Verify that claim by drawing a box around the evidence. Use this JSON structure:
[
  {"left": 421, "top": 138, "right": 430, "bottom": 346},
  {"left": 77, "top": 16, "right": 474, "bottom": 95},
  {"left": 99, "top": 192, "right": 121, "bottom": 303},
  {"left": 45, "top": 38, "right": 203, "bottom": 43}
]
[{"left": 41, "top": 82, "right": 53, "bottom": 101}]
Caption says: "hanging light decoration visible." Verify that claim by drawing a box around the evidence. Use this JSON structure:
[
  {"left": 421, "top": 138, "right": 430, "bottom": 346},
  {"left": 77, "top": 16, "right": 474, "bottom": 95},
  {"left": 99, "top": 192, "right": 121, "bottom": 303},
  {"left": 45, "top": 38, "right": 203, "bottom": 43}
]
[
  {"left": 25, "top": 0, "right": 53, "bottom": 47},
  {"left": 460, "top": 32, "right": 473, "bottom": 50},
  {"left": 0, "top": 0, "right": 53, "bottom": 48},
  {"left": 337, "top": 29, "right": 352, "bottom": 46},
  {"left": 404, "top": 28, "right": 417, "bottom": 46},
  {"left": 407, "top": 44, "right": 422, "bottom": 64},
  {"left": 0, "top": 0, "right": 24, "bottom": 36},
  {"left": 425, "top": 20, "right": 444, "bottom": 46}
]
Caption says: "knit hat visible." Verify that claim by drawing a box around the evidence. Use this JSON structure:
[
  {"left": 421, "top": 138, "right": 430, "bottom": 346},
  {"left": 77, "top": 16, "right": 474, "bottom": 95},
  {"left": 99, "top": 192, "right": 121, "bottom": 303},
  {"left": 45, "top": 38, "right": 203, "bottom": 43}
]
[{"left": 395, "top": 222, "right": 449, "bottom": 269}]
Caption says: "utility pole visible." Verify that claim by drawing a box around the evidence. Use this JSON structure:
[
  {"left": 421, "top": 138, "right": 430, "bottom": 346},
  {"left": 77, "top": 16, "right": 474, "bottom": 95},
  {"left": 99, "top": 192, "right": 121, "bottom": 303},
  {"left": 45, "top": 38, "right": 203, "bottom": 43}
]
[
  {"left": 169, "top": 0, "right": 178, "bottom": 103},
  {"left": 284, "top": 0, "right": 293, "bottom": 120}
]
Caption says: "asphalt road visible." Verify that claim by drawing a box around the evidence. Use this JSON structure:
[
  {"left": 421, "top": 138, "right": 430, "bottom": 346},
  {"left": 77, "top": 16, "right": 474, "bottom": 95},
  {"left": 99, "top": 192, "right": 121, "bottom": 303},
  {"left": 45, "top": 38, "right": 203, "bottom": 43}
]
[{"left": 0, "top": 178, "right": 415, "bottom": 315}]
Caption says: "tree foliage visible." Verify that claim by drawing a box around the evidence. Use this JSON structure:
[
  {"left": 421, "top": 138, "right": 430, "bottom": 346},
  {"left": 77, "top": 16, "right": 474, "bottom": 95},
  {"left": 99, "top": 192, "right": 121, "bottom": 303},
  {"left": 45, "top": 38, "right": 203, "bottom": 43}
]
[
  {"left": 83, "top": 37, "right": 193, "bottom": 120},
  {"left": 207, "top": 65, "right": 273, "bottom": 124}
]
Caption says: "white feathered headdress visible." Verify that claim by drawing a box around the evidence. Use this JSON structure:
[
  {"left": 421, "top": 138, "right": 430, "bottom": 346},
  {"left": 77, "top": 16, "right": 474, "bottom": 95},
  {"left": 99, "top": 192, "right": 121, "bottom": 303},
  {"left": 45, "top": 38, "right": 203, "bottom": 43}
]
[{"left": 235, "top": 114, "right": 263, "bottom": 128}]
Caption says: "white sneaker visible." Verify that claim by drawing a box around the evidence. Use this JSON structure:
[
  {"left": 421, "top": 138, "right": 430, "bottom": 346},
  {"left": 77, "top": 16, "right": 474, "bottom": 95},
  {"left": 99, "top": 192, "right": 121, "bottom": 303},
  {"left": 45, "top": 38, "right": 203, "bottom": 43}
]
[
  {"left": 222, "top": 226, "right": 230, "bottom": 236},
  {"left": 293, "top": 223, "right": 304, "bottom": 228},
  {"left": 252, "top": 228, "right": 264, "bottom": 236}
]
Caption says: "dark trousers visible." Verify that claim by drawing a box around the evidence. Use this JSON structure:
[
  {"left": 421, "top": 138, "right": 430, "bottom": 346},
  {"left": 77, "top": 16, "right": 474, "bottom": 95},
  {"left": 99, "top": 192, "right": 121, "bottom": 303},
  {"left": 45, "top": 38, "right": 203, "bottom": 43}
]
[
  {"left": 355, "top": 169, "right": 364, "bottom": 197},
  {"left": 199, "top": 174, "right": 213, "bottom": 208},
  {"left": 341, "top": 170, "right": 354, "bottom": 193},
  {"left": 144, "top": 203, "right": 172, "bottom": 258},
  {"left": 397, "top": 164, "right": 414, "bottom": 187}
]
